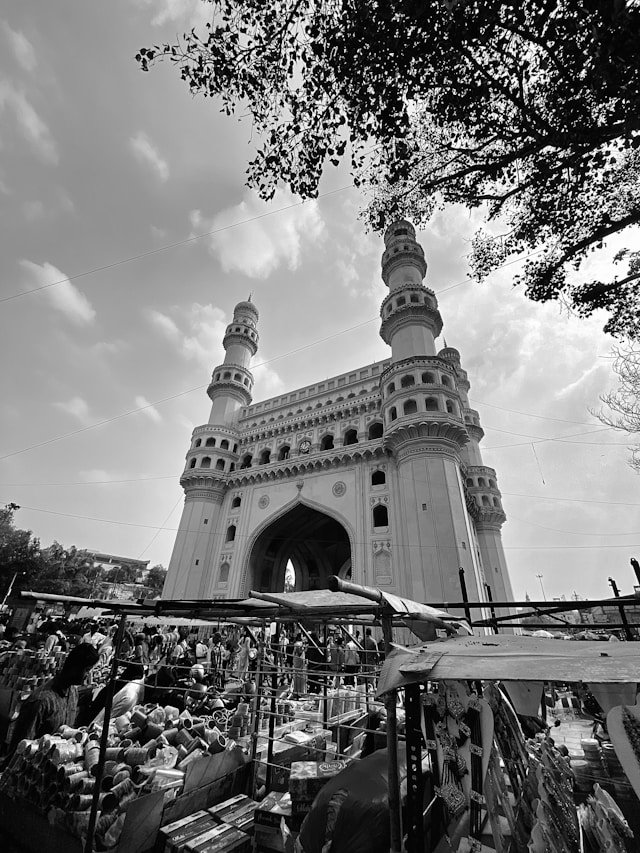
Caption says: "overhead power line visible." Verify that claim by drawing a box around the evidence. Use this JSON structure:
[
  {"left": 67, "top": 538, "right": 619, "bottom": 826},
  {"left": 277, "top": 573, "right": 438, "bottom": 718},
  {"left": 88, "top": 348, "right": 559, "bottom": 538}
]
[{"left": 5, "top": 501, "right": 640, "bottom": 550}]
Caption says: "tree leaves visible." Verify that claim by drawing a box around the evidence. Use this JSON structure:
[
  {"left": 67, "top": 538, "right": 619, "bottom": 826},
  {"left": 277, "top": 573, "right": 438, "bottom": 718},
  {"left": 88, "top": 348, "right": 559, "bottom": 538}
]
[{"left": 136, "top": 0, "right": 640, "bottom": 338}]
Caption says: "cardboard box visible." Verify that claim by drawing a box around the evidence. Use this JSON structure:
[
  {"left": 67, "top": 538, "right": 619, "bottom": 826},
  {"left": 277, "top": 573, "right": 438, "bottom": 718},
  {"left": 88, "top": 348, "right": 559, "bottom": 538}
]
[
  {"left": 207, "top": 794, "right": 258, "bottom": 834},
  {"left": 159, "top": 810, "right": 215, "bottom": 853},
  {"left": 185, "top": 823, "right": 251, "bottom": 853},
  {"left": 254, "top": 792, "right": 292, "bottom": 829},
  {"left": 288, "top": 760, "right": 348, "bottom": 801}
]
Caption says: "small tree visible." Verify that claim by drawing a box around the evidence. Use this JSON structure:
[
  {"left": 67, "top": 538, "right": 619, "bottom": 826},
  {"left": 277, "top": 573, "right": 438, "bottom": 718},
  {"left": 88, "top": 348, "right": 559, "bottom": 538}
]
[
  {"left": 598, "top": 344, "right": 640, "bottom": 472},
  {"left": 146, "top": 564, "right": 167, "bottom": 596},
  {"left": 0, "top": 503, "right": 42, "bottom": 592}
]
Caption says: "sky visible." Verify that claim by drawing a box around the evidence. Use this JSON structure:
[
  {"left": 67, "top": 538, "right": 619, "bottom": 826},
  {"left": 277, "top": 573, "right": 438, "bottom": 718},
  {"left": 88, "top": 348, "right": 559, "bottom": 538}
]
[{"left": 1, "top": 1, "right": 639, "bottom": 605}]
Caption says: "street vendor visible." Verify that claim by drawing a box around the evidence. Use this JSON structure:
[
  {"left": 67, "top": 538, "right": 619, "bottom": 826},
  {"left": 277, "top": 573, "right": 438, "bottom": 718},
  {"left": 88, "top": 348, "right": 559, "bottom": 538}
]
[{"left": 8, "top": 643, "right": 99, "bottom": 754}]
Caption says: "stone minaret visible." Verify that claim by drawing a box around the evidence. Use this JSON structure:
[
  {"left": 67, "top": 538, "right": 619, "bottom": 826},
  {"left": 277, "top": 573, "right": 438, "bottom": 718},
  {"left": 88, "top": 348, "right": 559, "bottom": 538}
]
[
  {"left": 162, "top": 299, "right": 259, "bottom": 598},
  {"left": 379, "top": 220, "right": 511, "bottom": 611}
]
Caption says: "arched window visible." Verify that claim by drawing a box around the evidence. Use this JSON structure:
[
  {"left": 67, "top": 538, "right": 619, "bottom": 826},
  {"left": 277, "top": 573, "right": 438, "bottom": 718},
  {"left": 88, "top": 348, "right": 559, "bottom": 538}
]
[
  {"left": 390, "top": 407, "right": 397, "bottom": 421},
  {"left": 478, "top": 477, "right": 487, "bottom": 487},
  {"left": 201, "top": 457, "right": 211, "bottom": 468},
  {"left": 401, "top": 374, "right": 415, "bottom": 388},
  {"left": 368, "top": 422, "right": 383, "bottom": 440},
  {"left": 465, "top": 478, "right": 474, "bottom": 487},
  {"left": 441, "top": 375, "right": 451, "bottom": 387},
  {"left": 347, "top": 393, "right": 355, "bottom": 399},
  {"left": 422, "top": 372, "right": 435, "bottom": 384},
  {"left": 226, "top": 525, "right": 236, "bottom": 542},
  {"left": 189, "top": 458, "right": 197, "bottom": 469},
  {"left": 425, "top": 397, "right": 439, "bottom": 411},
  {"left": 396, "top": 296, "right": 406, "bottom": 307},
  {"left": 205, "top": 437, "right": 216, "bottom": 447},
  {"left": 229, "top": 463, "right": 235, "bottom": 472},
  {"left": 216, "top": 459, "right": 225, "bottom": 471},
  {"left": 240, "top": 454, "right": 252, "bottom": 469},
  {"left": 343, "top": 428, "right": 358, "bottom": 446},
  {"left": 231, "top": 496, "right": 241, "bottom": 508},
  {"left": 320, "top": 434, "right": 334, "bottom": 451},
  {"left": 410, "top": 294, "right": 419, "bottom": 303},
  {"left": 493, "top": 497, "right": 500, "bottom": 507},
  {"left": 371, "top": 470, "right": 386, "bottom": 486},
  {"left": 373, "top": 505, "right": 389, "bottom": 528},
  {"left": 219, "top": 563, "right": 230, "bottom": 584},
  {"left": 195, "top": 438, "right": 202, "bottom": 448},
  {"left": 215, "top": 373, "right": 221, "bottom": 381},
  {"left": 233, "top": 443, "right": 238, "bottom": 453},
  {"left": 403, "top": 399, "right": 418, "bottom": 415},
  {"left": 223, "top": 371, "right": 231, "bottom": 379},
  {"left": 446, "top": 400, "right": 455, "bottom": 414},
  {"left": 388, "top": 382, "right": 396, "bottom": 394},
  {"left": 489, "top": 479, "right": 496, "bottom": 488},
  {"left": 278, "top": 445, "right": 290, "bottom": 461},
  {"left": 220, "top": 439, "right": 229, "bottom": 450},
  {"left": 481, "top": 496, "right": 491, "bottom": 507},
  {"left": 260, "top": 449, "right": 271, "bottom": 464}
]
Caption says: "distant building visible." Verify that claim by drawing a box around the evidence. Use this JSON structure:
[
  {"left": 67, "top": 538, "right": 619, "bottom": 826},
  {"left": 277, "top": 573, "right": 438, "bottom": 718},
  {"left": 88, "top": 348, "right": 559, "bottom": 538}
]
[{"left": 88, "top": 552, "right": 150, "bottom": 579}]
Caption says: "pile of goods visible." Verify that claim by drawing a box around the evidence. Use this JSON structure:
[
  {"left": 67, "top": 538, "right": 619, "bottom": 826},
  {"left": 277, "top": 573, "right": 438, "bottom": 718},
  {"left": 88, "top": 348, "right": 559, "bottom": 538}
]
[
  {"left": 159, "top": 794, "right": 259, "bottom": 853},
  {"left": 0, "top": 703, "right": 242, "bottom": 849},
  {"left": 288, "top": 760, "right": 349, "bottom": 829},
  {"left": 578, "top": 784, "right": 634, "bottom": 852},
  {"left": 252, "top": 791, "right": 293, "bottom": 853},
  {"left": 0, "top": 648, "right": 64, "bottom": 694}
]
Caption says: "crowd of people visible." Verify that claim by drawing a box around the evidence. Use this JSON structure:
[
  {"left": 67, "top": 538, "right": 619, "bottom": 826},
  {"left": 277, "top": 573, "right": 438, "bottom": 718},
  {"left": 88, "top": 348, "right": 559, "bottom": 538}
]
[{"left": 0, "top": 613, "right": 384, "bottom": 760}]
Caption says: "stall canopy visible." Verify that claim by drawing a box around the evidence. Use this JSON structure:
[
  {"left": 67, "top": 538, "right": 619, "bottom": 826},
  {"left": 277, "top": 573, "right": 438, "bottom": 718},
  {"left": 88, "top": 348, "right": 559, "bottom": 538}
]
[
  {"left": 19, "top": 588, "right": 467, "bottom": 633},
  {"left": 376, "top": 634, "right": 640, "bottom": 697}
]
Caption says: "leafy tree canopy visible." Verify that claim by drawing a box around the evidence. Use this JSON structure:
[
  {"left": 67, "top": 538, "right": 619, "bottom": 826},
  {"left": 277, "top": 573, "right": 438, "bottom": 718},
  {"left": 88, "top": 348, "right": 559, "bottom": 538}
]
[
  {"left": 138, "top": 0, "right": 640, "bottom": 339},
  {"left": 147, "top": 564, "right": 167, "bottom": 595},
  {"left": 598, "top": 341, "right": 640, "bottom": 471}
]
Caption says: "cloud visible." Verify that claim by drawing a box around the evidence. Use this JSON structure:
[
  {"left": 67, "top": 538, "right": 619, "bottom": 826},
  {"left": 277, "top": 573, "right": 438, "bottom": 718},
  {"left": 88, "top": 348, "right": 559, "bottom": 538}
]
[
  {"left": 132, "top": 0, "right": 211, "bottom": 27},
  {"left": 22, "top": 200, "right": 45, "bottom": 221},
  {"left": 147, "top": 308, "right": 181, "bottom": 342},
  {"left": 253, "top": 362, "right": 285, "bottom": 398},
  {"left": 20, "top": 260, "right": 96, "bottom": 325},
  {"left": 130, "top": 131, "right": 169, "bottom": 182},
  {"left": 55, "top": 396, "right": 93, "bottom": 426},
  {"left": 2, "top": 23, "right": 37, "bottom": 73},
  {"left": 191, "top": 188, "right": 326, "bottom": 279},
  {"left": 0, "top": 82, "right": 57, "bottom": 163},
  {"left": 135, "top": 395, "right": 163, "bottom": 423}
]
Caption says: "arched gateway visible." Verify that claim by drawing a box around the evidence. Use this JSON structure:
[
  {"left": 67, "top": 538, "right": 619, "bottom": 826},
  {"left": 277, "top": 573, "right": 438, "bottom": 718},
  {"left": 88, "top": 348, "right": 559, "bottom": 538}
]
[
  {"left": 163, "top": 224, "right": 514, "bottom": 613},
  {"left": 244, "top": 501, "right": 352, "bottom": 594}
]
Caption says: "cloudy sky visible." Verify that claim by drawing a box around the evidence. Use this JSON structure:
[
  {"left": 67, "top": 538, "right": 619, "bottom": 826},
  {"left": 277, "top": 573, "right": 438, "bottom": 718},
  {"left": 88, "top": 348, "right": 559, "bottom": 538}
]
[{"left": 1, "top": 1, "right": 638, "bottom": 606}]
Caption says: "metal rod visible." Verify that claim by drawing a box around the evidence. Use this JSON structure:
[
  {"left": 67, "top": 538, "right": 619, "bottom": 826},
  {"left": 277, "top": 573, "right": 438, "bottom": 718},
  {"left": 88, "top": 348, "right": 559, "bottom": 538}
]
[
  {"left": 265, "top": 660, "right": 278, "bottom": 794},
  {"left": 608, "top": 578, "right": 635, "bottom": 641},
  {"left": 458, "top": 567, "right": 472, "bottom": 624},
  {"left": 84, "top": 612, "right": 127, "bottom": 853},
  {"left": 474, "top": 622, "right": 639, "bottom": 630},
  {"left": 381, "top": 612, "right": 402, "bottom": 853},
  {"left": 484, "top": 583, "right": 498, "bottom": 634}
]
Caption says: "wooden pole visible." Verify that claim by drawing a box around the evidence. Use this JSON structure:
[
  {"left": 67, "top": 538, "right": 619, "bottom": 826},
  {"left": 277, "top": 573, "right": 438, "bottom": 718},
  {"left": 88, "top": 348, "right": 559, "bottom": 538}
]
[
  {"left": 250, "top": 631, "right": 265, "bottom": 798},
  {"left": 608, "top": 577, "right": 635, "bottom": 641},
  {"left": 382, "top": 611, "right": 402, "bottom": 853},
  {"left": 84, "top": 612, "right": 127, "bottom": 853},
  {"left": 458, "top": 567, "right": 472, "bottom": 625}
]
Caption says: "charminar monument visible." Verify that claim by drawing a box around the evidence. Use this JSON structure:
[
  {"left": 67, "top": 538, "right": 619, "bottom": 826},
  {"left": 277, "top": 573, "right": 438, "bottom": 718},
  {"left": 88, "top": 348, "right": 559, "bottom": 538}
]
[{"left": 163, "top": 221, "right": 513, "bottom": 614}]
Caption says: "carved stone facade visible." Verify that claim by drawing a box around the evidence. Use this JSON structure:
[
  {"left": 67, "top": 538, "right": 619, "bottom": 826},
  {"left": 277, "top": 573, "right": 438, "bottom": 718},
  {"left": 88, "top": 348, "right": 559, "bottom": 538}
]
[{"left": 163, "top": 223, "right": 514, "bottom": 613}]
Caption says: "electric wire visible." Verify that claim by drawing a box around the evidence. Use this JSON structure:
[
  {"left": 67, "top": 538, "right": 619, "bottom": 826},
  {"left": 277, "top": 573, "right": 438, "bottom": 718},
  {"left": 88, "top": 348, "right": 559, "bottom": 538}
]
[{"left": 4, "top": 502, "right": 640, "bottom": 549}]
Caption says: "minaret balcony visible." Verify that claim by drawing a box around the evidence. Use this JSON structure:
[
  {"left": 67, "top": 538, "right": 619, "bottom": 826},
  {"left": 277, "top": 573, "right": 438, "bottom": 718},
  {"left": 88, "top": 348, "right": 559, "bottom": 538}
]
[
  {"left": 379, "top": 294, "right": 443, "bottom": 346},
  {"left": 381, "top": 355, "right": 459, "bottom": 399},
  {"left": 462, "top": 407, "right": 484, "bottom": 441}
]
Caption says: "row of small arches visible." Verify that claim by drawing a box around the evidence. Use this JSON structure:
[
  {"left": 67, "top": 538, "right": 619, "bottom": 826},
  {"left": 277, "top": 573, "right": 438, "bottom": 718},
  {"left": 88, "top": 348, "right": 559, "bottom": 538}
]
[
  {"left": 466, "top": 476, "right": 497, "bottom": 489},
  {"left": 189, "top": 456, "right": 235, "bottom": 472},
  {"left": 386, "top": 371, "right": 453, "bottom": 396},
  {"left": 476, "top": 495, "right": 502, "bottom": 508},
  {"left": 193, "top": 437, "right": 239, "bottom": 452},
  {"left": 213, "top": 370, "right": 251, "bottom": 386},
  {"left": 226, "top": 325, "right": 257, "bottom": 341},
  {"left": 247, "top": 390, "right": 378, "bottom": 427},
  {"left": 238, "top": 423, "right": 385, "bottom": 468},
  {"left": 383, "top": 292, "right": 434, "bottom": 316},
  {"left": 388, "top": 398, "right": 458, "bottom": 421}
]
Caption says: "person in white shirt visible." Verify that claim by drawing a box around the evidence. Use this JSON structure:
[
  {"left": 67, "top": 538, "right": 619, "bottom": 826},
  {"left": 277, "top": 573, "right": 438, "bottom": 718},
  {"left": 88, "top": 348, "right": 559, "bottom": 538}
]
[
  {"left": 195, "top": 638, "right": 210, "bottom": 670},
  {"left": 91, "top": 663, "right": 145, "bottom": 724},
  {"left": 82, "top": 623, "right": 106, "bottom": 649}
]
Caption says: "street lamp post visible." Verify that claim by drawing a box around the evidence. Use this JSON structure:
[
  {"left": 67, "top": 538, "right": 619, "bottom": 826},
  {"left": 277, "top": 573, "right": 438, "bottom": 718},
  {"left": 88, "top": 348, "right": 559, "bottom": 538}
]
[{"left": 536, "top": 573, "right": 546, "bottom": 601}]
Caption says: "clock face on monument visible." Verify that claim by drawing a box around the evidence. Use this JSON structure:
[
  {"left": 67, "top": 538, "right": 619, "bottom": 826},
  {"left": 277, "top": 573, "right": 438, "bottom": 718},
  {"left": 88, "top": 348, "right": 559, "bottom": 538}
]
[{"left": 299, "top": 440, "right": 311, "bottom": 454}]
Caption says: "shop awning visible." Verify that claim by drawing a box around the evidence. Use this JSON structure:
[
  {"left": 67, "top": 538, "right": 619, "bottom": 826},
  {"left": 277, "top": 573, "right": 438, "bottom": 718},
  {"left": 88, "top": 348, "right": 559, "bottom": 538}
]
[{"left": 376, "top": 634, "right": 640, "bottom": 696}]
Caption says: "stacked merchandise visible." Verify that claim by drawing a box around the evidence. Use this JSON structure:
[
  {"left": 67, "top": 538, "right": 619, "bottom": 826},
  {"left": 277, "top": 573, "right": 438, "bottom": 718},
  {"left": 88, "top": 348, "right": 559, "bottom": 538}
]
[
  {"left": 0, "top": 648, "right": 65, "bottom": 692},
  {"left": 287, "top": 760, "right": 349, "bottom": 829},
  {"left": 0, "top": 704, "right": 244, "bottom": 849},
  {"left": 578, "top": 784, "right": 634, "bottom": 852},
  {"left": 158, "top": 799, "right": 257, "bottom": 853},
  {"left": 253, "top": 791, "right": 293, "bottom": 853},
  {"left": 227, "top": 702, "right": 251, "bottom": 745}
]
